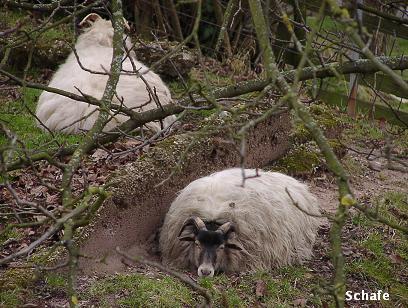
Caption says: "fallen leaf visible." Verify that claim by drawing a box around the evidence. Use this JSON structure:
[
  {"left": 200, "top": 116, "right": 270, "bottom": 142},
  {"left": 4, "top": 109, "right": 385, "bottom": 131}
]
[
  {"left": 343, "top": 246, "right": 353, "bottom": 256},
  {"left": 46, "top": 193, "right": 59, "bottom": 204},
  {"left": 91, "top": 149, "right": 109, "bottom": 161},
  {"left": 122, "top": 138, "right": 142, "bottom": 147},
  {"left": 255, "top": 280, "right": 267, "bottom": 298},
  {"left": 389, "top": 253, "right": 403, "bottom": 264},
  {"left": 31, "top": 186, "right": 48, "bottom": 196},
  {"left": 293, "top": 298, "right": 307, "bottom": 307}
]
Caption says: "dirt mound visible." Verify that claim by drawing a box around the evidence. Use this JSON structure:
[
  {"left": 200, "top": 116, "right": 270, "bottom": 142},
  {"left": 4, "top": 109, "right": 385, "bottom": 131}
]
[{"left": 79, "top": 112, "right": 291, "bottom": 274}]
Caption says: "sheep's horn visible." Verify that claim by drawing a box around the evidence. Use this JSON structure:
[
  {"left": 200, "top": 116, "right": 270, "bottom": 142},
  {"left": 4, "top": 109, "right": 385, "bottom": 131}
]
[
  {"left": 178, "top": 216, "right": 207, "bottom": 237},
  {"left": 79, "top": 13, "right": 102, "bottom": 27},
  {"left": 123, "top": 18, "right": 130, "bottom": 31},
  {"left": 217, "top": 222, "right": 235, "bottom": 235}
]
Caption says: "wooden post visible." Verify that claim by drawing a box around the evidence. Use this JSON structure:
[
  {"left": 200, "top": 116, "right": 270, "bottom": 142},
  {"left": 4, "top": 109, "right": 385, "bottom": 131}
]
[{"left": 347, "top": 0, "right": 363, "bottom": 118}]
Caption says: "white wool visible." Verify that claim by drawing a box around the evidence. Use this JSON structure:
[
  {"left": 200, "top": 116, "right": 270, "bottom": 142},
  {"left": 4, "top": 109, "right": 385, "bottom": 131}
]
[
  {"left": 159, "top": 168, "right": 322, "bottom": 272},
  {"left": 36, "top": 18, "right": 175, "bottom": 133}
]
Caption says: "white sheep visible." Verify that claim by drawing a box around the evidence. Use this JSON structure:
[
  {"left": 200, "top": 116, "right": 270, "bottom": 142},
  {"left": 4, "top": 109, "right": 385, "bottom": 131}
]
[
  {"left": 35, "top": 14, "right": 176, "bottom": 134},
  {"left": 159, "top": 168, "right": 321, "bottom": 277}
]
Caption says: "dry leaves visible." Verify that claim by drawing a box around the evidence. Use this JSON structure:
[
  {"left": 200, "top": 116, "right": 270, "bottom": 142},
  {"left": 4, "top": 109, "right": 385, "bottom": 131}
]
[{"left": 255, "top": 280, "right": 267, "bottom": 298}]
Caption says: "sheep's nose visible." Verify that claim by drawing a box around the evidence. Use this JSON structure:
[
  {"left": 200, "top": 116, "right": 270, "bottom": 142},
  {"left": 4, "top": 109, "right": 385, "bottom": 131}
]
[{"left": 198, "top": 267, "right": 214, "bottom": 277}]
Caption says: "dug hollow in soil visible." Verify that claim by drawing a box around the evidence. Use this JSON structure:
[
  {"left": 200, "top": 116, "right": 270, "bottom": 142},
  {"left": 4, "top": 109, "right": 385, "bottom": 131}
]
[{"left": 79, "top": 111, "right": 291, "bottom": 274}]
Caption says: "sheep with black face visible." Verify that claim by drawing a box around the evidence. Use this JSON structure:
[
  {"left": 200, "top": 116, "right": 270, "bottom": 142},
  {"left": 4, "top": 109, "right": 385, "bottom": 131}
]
[
  {"left": 159, "top": 168, "right": 321, "bottom": 277},
  {"left": 177, "top": 218, "right": 243, "bottom": 277}
]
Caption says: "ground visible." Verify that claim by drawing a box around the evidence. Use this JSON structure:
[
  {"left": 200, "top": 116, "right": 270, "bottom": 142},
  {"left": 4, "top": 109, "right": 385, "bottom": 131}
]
[
  {"left": 20, "top": 160, "right": 407, "bottom": 308},
  {"left": 1, "top": 100, "right": 407, "bottom": 307}
]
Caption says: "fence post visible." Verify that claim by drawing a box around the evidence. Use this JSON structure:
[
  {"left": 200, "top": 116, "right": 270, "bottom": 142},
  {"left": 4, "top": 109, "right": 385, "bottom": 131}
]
[{"left": 347, "top": 0, "right": 363, "bottom": 118}]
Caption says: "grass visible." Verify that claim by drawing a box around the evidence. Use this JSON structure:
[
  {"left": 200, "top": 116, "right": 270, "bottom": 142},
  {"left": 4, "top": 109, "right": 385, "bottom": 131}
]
[
  {"left": 85, "top": 273, "right": 194, "bottom": 307},
  {"left": 1, "top": 9, "right": 73, "bottom": 74},
  {"left": 268, "top": 103, "right": 345, "bottom": 175},
  {"left": 342, "top": 111, "right": 408, "bottom": 152},
  {"left": 80, "top": 266, "right": 324, "bottom": 308},
  {"left": 0, "top": 288, "right": 22, "bottom": 307},
  {"left": 348, "top": 191, "right": 408, "bottom": 307},
  {"left": 1, "top": 97, "right": 406, "bottom": 307},
  {"left": 271, "top": 143, "right": 322, "bottom": 175},
  {"left": 0, "top": 10, "right": 407, "bottom": 306},
  {"left": 341, "top": 154, "right": 365, "bottom": 176},
  {"left": 0, "top": 87, "right": 83, "bottom": 155},
  {"left": 307, "top": 15, "right": 339, "bottom": 32},
  {"left": 1, "top": 10, "right": 73, "bottom": 42},
  {"left": 45, "top": 273, "right": 67, "bottom": 290},
  {"left": 0, "top": 228, "right": 24, "bottom": 245}
]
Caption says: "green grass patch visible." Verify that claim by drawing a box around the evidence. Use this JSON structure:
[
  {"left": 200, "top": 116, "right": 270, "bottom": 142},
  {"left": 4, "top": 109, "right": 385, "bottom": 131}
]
[
  {"left": 85, "top": 273, "right": 194, "bottom": 307},
  {"left": 190, "top": 67, "right": 236, "bottom": 89},
  {"left": 200, "top": 267, "right": 323, "bottom": 307},
  {"left": 271, "top": 143, "right": 322, "bottom": 175},
  {"left": 1, "top": 9, "right": 73, "bottom": 72},
  {"left": 269, "top": 103, "right": 346, "bottom": 175},
  {"left": 1, "top": 10, "right": 73, "bottom": 43},
  {"left": 45, "top": 273, "right": 67, "bottom": 290},
  {"left": 352, "top": 191, "right": 408, "bottom": 229},
  {"left": 342, "top": 111, "right": 408, "bottom": 152},
  {"left": 0, "top": 87, "right": 83, "bottom": 156},
  {"left": 0, "top": 288, "right": 22, "bottom": 307},
  {"left": 292, "top": 103, "right": 345, "bottom": 143},
  {"left": 0, "top": 228, "right": 24, "bottom": 245},
  {"left": 348, "top": 191, "right": 408, "bottom": 306},
  {"left": 307, "top": 16, "right": 339, "bottom": 32},
  {"left": 342, "top": 155, "right": 364, "bottom": 176},
  {"left": 83, "top": 267, "right": 324, "bottom": 308}
]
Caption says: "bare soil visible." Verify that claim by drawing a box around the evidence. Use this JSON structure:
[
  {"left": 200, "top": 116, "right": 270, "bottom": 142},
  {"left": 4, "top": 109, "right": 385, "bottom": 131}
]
[{"left": 78, "top": 111, "right": 292, "bottom": 274}]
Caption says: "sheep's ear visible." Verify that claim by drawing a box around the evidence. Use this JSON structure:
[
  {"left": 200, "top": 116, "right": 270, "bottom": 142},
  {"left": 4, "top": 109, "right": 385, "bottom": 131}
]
[
  {"left": 79, "top": 13, "right": 102, "bottom": 28},
  {"left": 225, "top": 231, "right": 243, "bottom": 250},
  {"left": 178, "top": 227, "right": 196, "bottom": 242},
  {"left": 177, "top": 224, "right": 197, "bottom": 242},
  {"left": 178, "top": 233, "right": 196, "bottom": 242},
  {"left": 225, "top": 239, "right": 243, "bottom": 251},
  {"left": 178, "top": 216, "right": 205, "bottom": 242}
]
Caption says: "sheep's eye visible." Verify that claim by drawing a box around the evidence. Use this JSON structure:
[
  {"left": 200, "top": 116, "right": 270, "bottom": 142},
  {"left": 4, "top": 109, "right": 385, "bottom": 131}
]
[
  {"left": 195, "top": 240, "right": 200, "bottom": 246},
  {"left": 218, "top": 244, "right": 225, "bottom": 250}
]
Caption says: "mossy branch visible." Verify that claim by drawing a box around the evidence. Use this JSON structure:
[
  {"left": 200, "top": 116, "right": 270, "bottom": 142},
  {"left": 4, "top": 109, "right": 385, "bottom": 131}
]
[
  {"left": 249, "top": 0, "right": 349, "bottom": 306},
  {"left": 248, "top": 0, "right": 275, "bottom": 81},
  {"left": 214, "top": 0, "right": 237, "bottom": 55},
  {"left": 2, "top": 54, "right": 408, "bottom": 172},
  {"left": 355, "top": 2, "right": 408, "bottom": 25},
  {"left": 60, "top": 0, "right": 125, "bottom": 207}
]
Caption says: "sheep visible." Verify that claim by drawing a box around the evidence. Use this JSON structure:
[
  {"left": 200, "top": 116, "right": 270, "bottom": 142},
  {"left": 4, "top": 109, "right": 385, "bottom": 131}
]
[
  {"left": 35, "top": 13, "right": 176, "bottom": 134},
  {"left": 159, "top": 168, "right": 321, "bottom": 277}
]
